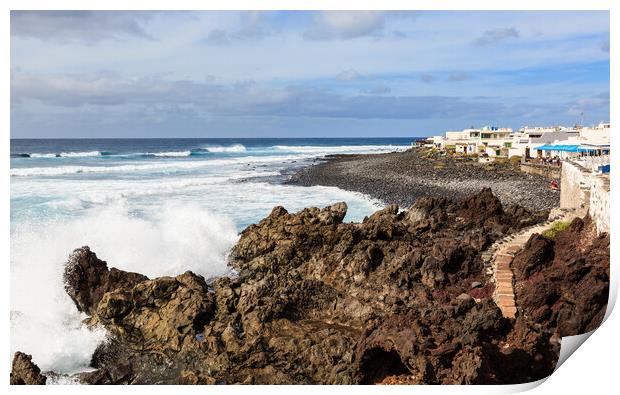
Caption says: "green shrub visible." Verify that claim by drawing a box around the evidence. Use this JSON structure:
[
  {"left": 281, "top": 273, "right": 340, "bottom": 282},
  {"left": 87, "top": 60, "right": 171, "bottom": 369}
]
[
  {"left": 542, "top": 221, "right": 571, "bottom": 238},
  {"left": 509, "top": 155, "right": 522, "bottom": 165},
  {"left": 422, "top": 148, "right": 438, "bottom": 159}
]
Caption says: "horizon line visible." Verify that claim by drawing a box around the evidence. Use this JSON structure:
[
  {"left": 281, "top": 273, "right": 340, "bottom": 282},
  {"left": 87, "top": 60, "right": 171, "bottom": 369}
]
[{"left": 10, "top": 136, "right": 426, "bottom": 140}]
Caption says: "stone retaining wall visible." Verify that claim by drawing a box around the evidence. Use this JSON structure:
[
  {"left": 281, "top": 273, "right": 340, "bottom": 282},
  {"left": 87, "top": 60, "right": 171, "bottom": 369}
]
[
  {"left": 520, "top": 163, "right": 561, "bottom": 180},
  {"left": 560, "top": 160, "right": 609, "bottom": 234},
  {"left": 589, "top": 175, "right": 610, "bottom": 234}
]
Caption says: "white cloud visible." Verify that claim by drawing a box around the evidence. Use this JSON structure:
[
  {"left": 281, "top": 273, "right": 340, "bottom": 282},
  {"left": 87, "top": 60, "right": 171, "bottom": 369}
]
[
  {"left": 363, "top": 85, "right": 392, "bottom": 95},
  {"left": 447, "top": 72, "right": 472, "bottom": 82},
  {"left": 234, "top": 11, "right": 270, "bottom": 40},
  {"left": 205, "top": 29, "right": 230, "bottom": 45},
  {"left": 473, "top": 27, "right": 520, "bottom": 46},
  {"left": 11, "top": 71, "right": 518, "bottom": 120},
  {"left": 10, "top": 11, "right": 157, "bottom": 43},
  {"left": 419, "top": 74, "right": 435, "bottom": 83},
  {"left": 9, "top": 11, "right": 610, "bottom": 137},
  {"left": 304, "top": 11, "right": 386, "bottom": 40},
  {"left": 336, "top": 69, "right": 362, "bottom": 81},
  {"left": 10, "top": 11, "right": 610, "bottom": 83},
  {"left": 203, "top": 11, "right": 272, "bottom": 45}
]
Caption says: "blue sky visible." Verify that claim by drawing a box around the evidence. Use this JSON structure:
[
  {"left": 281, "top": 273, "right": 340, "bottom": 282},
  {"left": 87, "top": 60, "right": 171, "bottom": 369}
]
[{"left": 10, "top": 10, "right": 610, "bottom": 138}]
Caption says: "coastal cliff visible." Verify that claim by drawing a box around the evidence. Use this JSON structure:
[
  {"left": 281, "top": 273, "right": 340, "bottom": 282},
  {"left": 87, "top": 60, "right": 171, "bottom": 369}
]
[{"left": 11, "top": 189, "right": 608, "bottom": 385}]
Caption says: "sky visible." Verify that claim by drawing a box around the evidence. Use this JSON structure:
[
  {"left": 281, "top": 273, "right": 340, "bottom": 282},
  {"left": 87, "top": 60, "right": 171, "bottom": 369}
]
[{"left": 10, "top": 10, "right": 610, "bottom": 138}]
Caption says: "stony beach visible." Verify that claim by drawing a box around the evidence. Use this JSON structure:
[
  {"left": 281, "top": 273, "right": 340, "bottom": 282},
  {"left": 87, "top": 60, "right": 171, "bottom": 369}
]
[{"left": 288, "top": 149, "right": 560, "bottom": 212}]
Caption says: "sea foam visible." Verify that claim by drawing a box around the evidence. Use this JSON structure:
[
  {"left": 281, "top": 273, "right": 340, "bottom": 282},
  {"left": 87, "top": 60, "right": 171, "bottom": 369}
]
[
  {"left": 203, "top": 144, "right": 247, "bottom": 153},
  {"left": 59, "top": 151, "right": 102, "bottom": 158},
  {"left": 150, "top": 150, "right": 192, "bottom": 157},
  {"left": 29, "top": 151, "right": 102, "bottom": 158},
  {"left": 272, "top": 144, "right": 409, "bottom": 154},
  {"left": 10, "top": 154, "right": 302, "bottom": 177},
  {"left": 10, "top": 201, "right": 239, "bottom": 374}
]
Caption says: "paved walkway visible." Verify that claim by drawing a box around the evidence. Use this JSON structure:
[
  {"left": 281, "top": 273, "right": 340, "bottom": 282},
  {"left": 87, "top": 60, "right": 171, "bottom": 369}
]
[{"left": 480, "top": 209, "right": 577, "bottom": 318}]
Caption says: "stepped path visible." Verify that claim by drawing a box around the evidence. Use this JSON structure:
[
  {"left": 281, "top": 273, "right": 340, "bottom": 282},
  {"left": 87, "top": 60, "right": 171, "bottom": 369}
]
[{"left": 480, "top": 209, "right": 577, "bottom": 318}]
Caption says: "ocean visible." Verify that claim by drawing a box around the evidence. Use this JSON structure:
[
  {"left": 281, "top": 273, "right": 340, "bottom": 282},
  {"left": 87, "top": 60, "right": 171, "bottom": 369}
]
[{"left": 10, "top": 137, "right": 412, "bottom": 377}]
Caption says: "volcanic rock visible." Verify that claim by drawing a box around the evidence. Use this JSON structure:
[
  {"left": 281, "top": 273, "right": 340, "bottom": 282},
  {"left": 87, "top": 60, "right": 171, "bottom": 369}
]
[
  {"left": 10, "top": 352, "right": 46, "bottom": 385},
  {"left": 55, "top": 189, "right": 563, "bottom": 384},
  {"left": 513, "top": 216, "right": 609, "bottom": 336},
  {"left": 64, "top": 246, "right": 148, "bottom": 315},
  {"left": 353, "top": 299, "right": 507, "bottom": 384}
]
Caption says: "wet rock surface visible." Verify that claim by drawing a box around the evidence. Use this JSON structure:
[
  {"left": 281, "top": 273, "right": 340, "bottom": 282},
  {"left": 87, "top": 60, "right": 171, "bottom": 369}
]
[
  {"left": 513, "top": 216, "right": 610, "bottom": 337},
  {"left": 28, "top": 188, "right": 606, "bottom": 385},
  {"left": 10, "top": 352, "right": 47, "bottom": 385},
  {"left": 287, "top": 149, "right": 559, "bottom": 212},
  {"left": 64, "top": 246, "right": 148, "bottom": 315}
]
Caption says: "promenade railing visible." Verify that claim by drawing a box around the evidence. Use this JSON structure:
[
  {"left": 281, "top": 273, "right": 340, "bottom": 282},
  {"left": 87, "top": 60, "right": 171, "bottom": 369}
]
[{"left": 573, "top": 155, "right": 610, "bottom": 173}]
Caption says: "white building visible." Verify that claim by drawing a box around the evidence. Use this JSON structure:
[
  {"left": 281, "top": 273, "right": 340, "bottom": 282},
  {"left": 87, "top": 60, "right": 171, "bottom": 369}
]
[
  {"left": 507, "top": 126, "right": 580, "bottom": 158},
  {"left": 434, "top": 126, "right": 513, "bottom": 157},
  {"left": 433, "top": 122, "right": 610, "bottom": 160},
  {"left": 533, "top": 122, "right": 610, "bottom": 161},
  {"left": 579, "top": 122, "right": 610, "bottom": 145}
]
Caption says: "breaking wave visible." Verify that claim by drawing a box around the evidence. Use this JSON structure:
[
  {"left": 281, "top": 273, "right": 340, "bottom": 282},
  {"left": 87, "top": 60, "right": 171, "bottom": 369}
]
[
  {"left": 201, "top": 144, "right": 247, "bottom": 153},
  {"left": 10, "top": 154, "right": 304, "bottom": 177},
  {"left": 11, "top": 144, "right": 408, "bottom": 161},
  {"left": 11, "top": 162, "right": 212, "bottom": 177},
  {"left": 271, "top": 144, "right": 409, "bottom": 154},
  {"left": 10, "top": 201, "right": 239, "bottom": 374},
  {"left": 148, "top": 150, "right": 192, "bottom": 157},
  {"left": 14, "top": 151, "right": 103, "bottom": 158}
]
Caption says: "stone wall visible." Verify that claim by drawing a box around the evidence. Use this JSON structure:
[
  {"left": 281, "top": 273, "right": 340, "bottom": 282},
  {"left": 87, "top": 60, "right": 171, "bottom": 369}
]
[
  {"left": 520, "top": 163, "right": 561, "bottom": 180},
  {"left": 560, "top": 160, "right": 610, "bottom": 234},
  {"left": 589, "top": 175, "right": 610, "bottom": 234},
  {"left": 560, "top": 161, "right": 590, "bottom": 212}
]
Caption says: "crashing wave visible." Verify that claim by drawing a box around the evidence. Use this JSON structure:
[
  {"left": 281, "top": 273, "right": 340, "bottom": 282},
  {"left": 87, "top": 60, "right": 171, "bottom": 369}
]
[
  {"left": 148, "top": 151, "right": 192, "bottom": 157},
  {"left": 202, "top": 144, "right": 247, "bottom": 153},
  {"left": 17, "top": 151, "right": 103, "bottom": 158},
  {"left": 271, "top": 144, "right": 409, "bottom": 154}
]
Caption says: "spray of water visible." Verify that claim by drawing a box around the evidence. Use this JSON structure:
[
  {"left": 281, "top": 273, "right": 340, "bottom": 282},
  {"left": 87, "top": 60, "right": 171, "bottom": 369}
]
[{"left": 10, "top": 201, "right": 239, "bottom": 373}]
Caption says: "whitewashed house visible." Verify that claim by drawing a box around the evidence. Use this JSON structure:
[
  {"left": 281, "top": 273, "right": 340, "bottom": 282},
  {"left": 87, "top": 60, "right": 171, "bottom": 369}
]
[
  {"left": 437, "top": 126, "right": 513, "bottom": 157},
  {"left": 534, "top": 122, "right": 610, "bottom": 160},
  {"left": 507, "top": 126, "right": 581, "bottom": 158}
]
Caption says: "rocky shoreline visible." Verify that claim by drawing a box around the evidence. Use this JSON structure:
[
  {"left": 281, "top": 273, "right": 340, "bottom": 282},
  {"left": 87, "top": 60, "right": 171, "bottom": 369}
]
[
  {"left": 10, "top": 188, "right": 609, "bottom": 385},
  {"left": 287, "top": 149, "right": 560, "bottom": 212}
]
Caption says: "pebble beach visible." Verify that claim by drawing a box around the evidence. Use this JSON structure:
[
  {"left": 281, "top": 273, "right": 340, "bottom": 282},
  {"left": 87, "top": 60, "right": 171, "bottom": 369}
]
[{"left": 288, "top": 149, "right": 561, "bottom": 212}]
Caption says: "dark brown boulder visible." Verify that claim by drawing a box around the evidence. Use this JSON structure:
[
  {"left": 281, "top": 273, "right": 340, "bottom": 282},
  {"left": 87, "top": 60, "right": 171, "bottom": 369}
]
[
  {"left": 353, "top": 300, "right": 508, "bottom": 384},
  {"left": 64, "top": 246, "right": 148, "bottom": 315},
  {"left": 513, "top": 216, "right": 609, "bottom": 336},
  {"left": 456, "top": 187, "right": 504, "bottom": 225},
  {"left": 89, "top": 271, "right": 215, "bottom": 354},
  {"left": 74, "top": 271, "right": 217, "bottom": 384},
  {"left": 511, "top": 234, "right": 555, "bottom": 278},
  {"left": 10, "top": 352, "right": 46, "bottom": 385}
]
